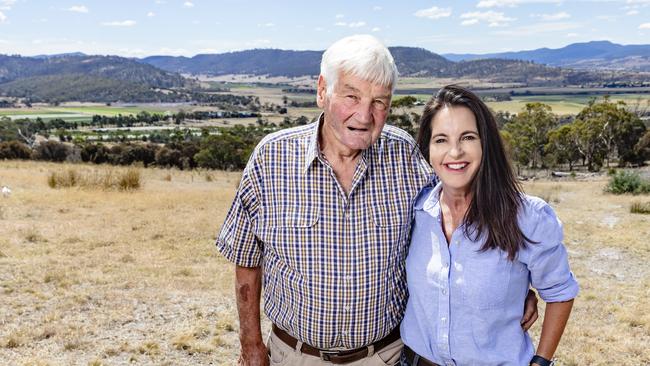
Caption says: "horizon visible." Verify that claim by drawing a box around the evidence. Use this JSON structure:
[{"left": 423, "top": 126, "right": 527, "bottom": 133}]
[
  {"left": 0, "top": 0, "right": 649, "bottom": 58},
  {"left": 1, "top": 39, "right": 648, "bottom": 59}
]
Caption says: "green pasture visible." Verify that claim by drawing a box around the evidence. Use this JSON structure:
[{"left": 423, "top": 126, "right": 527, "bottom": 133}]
[
  {"left": 395, "top": 93, "right": 650, "bottom": 115},
  {"left": 0, "top": 105, "right": 173, "bottom": 121}
]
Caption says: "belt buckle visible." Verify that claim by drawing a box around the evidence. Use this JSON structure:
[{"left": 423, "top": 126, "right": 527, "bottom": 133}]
[{"left": 319, "top": 350, "right": 340, "bottom": 362}]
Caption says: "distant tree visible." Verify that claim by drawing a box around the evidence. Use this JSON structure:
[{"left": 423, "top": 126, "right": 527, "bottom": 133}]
[
  {"left": 545, "top": 124, "right": 582, "bottom": 170},
  {"left": 33, "top": 141, "right": 70, "bottom": 162},
  {"left": 575, "top": 98, "right": 646, "bottom": 167},
  {"left": 633, "top": 130, "right": 650, "bottom": 164},
  {"left": 504, "top": 103, "right": 557, "bottom": 169},
  {"left": 0, "top": 141, "right": 32, "bottom": 160}
]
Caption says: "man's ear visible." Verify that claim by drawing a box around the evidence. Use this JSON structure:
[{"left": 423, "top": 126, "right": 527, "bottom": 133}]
[{"left": 316, "top": 75, "right": 326, "bottom": 108}]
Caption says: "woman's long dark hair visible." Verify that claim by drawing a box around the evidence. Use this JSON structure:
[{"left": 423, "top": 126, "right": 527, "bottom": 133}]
[{"left": 417, "top": 85, "right": 532, "bottom": 260}]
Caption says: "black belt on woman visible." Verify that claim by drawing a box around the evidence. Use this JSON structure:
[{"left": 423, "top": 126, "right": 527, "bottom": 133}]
[
  {"left": 272, "top": 324, "right": 400, "bottom": 364},
  {"left": 403, "top": 345, "right": 441, "bottom": 366}
]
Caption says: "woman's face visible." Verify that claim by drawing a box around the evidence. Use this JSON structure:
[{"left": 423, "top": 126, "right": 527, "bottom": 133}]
[{"left": 428, "top": 105, "right": 482, "bottom": 194}]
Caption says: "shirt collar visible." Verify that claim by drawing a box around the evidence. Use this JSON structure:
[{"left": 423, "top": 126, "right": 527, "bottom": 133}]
[
  {"left": 415, "top": 181, "right": 443, "bottom": 217},
  {"left": 302, "top": 113, "right": 325, "bottom": 174}
]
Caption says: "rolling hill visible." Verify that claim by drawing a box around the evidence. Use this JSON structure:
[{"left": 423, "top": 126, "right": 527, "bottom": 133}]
[{"left": 0, "top": 54, "right": 193, "bottom": 103}]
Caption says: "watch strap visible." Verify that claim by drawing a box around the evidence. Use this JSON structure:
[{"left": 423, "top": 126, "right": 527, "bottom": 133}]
[{"left": 530, "top": 355, "right": 554, "bottom": 366}]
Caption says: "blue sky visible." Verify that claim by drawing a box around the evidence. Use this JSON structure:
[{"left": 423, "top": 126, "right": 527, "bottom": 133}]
[{"left": 0, "top": 0, "right": 649, "bottom": 57}]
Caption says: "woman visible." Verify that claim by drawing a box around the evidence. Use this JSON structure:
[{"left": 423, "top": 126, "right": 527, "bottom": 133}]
[{"left": 400, "top": 85, "right": 578, "bottom": 366}]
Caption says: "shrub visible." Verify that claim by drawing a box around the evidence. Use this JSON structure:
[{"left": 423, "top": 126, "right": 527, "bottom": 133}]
[
  {"left": 33, "top": 141, "right": 70, "bottom": 162},
  {"left": 118, "top": 168, "right": 141, "bottom": 190},
  {"left": 48, "top": 169, "right": 80, "bottom": 188},
  {"left": 630, "top": 202, "right": 650, "bottom": 214},
  {"left": 47, "top": 167, "right": 142, "bottom": 191},
  {"left": 605, "top": 170, "right": 650, "bottom": 194},
  {"left": 0, "top": 141, "right": 32, "bottom": 160}
]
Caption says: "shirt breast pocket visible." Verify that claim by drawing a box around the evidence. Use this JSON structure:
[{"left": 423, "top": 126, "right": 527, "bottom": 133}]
[
  {"left": 460, "top": 250, "right": 512, "bottom": 309},
  {"left": 371, "top": 203, "right": 408, "bottom": 227}
]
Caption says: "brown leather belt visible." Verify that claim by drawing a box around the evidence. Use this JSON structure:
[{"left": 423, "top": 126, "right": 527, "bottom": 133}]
[
  {"left": 403, "top": 345, "right": 440, "bottom": 366},
  {"left": 272, "top": 324, "right": 400, "bottom": 364}
]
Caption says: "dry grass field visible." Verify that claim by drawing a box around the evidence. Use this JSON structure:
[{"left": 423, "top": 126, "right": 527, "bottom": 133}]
[{"left": 1, "top": 161, "right": 649, "bottom": 365}]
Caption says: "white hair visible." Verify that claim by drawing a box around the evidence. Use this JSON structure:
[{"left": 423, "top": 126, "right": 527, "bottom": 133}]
[{"left": 320, "top": 34, "right": 398, "bottom": 95}]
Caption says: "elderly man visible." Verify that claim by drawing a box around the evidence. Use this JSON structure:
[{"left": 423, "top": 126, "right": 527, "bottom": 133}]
[{"left": 216, "top": 35, "right": 537, "bottom": 366}]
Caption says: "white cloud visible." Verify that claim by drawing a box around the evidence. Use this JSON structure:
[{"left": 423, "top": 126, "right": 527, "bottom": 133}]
[
  {"left": 536, "top": 12, "right": 571, "bottom": 21},
  {"left": 477, "top": 0, "right": 562, "bottom": 7},
  {"left": 461, "top": 18, "right": 480, "bottom": 25},
  {"left": 0, "top": 0, "right": 16, "bottom": 11},
  {"left": 460, "top": 11, "right": 516, "bottom": 27},
  {"left": 335, "top": 14, "right": 344, "bottom": 19},
  {"left": 334, "top": 21, "right": 366, "bottom": 28},
  {"left": 414, "top": 6, "right": 452, "bottom": 20},
  {"left": 102, "top": 20, "right": 137, "bottom": 27},
  {"left": 67, "top": 5, "right": 88, "bottom": 13},
  {"left": 258, "top": 22, "right": 275, "bottom": 27},
  {"left": 147, "top": 11, "right": 155, "bottom": 17},
  {"left": 640, "top": 22, "right": 650, "bottom": 29},
  {"left": 373, "top": 6, "right": 383, "bottom": 11},
  {"left": 567, "top": 32, "right": 579, "bottom": 37},
  {"left": 372, "top": 27, "right": 381, "bottom": 32},
  {"left": 0, "top": 10, "right": 5, "bottom": 22},
  {"left": 183, "top": 1, "right": 194, "bottom": 8},
  {"left": 626, "top": 9, "right": 639, "bottom": 14},
  {"left": 315, "top": 27, "right": 324, "bottom": 31}
]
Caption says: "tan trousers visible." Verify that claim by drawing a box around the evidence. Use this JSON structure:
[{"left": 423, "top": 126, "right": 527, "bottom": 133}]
[{"left": 266, "top": 330, "right": 403, "bottom": 366}]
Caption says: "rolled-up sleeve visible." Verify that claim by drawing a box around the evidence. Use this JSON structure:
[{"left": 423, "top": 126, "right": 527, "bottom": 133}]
[
  {"left": 215, "top": 159, "right": 262, "bottom": 267},
  {"left": 520, "top": 200, "right": 579, "bottom": 303}
]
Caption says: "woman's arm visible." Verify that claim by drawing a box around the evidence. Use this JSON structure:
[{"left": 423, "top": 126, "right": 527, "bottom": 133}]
[{"left": 533, "top": 299, "right": 574, "bottom": 363}]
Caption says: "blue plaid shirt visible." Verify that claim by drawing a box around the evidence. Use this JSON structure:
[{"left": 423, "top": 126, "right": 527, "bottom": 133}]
[{"left": 216, "top": 116, "right": 434, "bottom": 349}]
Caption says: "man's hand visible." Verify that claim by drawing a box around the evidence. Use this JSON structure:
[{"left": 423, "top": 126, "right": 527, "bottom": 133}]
[
  {"left": 238, "top": 341, "right": 269, "bottom": 366},
  {"left": 521, "top": 289, "right": 539, "bottom": 330}
]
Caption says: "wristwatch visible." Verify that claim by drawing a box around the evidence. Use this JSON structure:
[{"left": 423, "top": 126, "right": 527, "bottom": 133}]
[{"left": 530, "top": 355, "right": 555, "bottom": 366}]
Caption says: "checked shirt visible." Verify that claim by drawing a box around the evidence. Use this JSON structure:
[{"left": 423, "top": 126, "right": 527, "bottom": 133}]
[{"left": 216, "top": 116, "right": 434, "bottom": 350}]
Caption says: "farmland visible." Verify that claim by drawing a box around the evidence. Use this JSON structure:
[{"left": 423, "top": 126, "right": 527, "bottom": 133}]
[{"left": 0, "top": 161, "right": 648, "bottom": 365}]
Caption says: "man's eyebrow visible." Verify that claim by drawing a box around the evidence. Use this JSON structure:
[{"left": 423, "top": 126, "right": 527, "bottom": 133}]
[{"left": 341, "top": 84, "right": 360, "bottom": 93}]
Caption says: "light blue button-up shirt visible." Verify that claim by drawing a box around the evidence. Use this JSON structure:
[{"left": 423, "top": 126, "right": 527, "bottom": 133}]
[{"left": 401, "top": 183, "right": 579, "bottom": 366}]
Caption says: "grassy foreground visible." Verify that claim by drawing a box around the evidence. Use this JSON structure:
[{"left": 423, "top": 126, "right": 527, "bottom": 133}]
[{"left": 0, "top": 161, "right": 648, "bottom": 365}]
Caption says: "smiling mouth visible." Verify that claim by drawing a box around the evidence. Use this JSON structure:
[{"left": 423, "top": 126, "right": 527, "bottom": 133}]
[
  {"left": 347, "top": 127, "right": 368, "bottom": 132},
  {"left": 444, "top": 162, "right": 468, "bottom": 171}
]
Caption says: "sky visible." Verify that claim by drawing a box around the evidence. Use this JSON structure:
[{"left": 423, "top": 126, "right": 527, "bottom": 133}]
[{"left": 0, "top": 0, "right": 649, "bottom": 57}]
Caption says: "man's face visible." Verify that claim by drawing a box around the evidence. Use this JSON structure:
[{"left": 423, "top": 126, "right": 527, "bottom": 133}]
[{"left": 317, "top": 72, "right": 392, "bottom": 155}]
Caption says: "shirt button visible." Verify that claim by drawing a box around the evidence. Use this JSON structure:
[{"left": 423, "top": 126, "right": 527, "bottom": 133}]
[
  {"left": 345, "top": 275, "right": 352, "bottom": 282},
  {"left": 441, "top": 317, "right": 446, "bottom": 323},
  {"left": 341, "top": 331, "right": 348, "bottom": 336},
  {"left": 343, "top": 305, "right": 350, "bottom": 312},
  {"left": 442, "top": 289, "right": 447, "bottom": 295},
  {"left": 443, "top": 263, "right": 449, "bottom": 269}
]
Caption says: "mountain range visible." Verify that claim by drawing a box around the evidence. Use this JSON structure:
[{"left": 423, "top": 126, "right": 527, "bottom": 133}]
[
  {"left": 443, "top": 41, "right": 650, "bottom": 72},
  {"left": 1, "top": 41, "right": 649, "bottom": 103}
]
